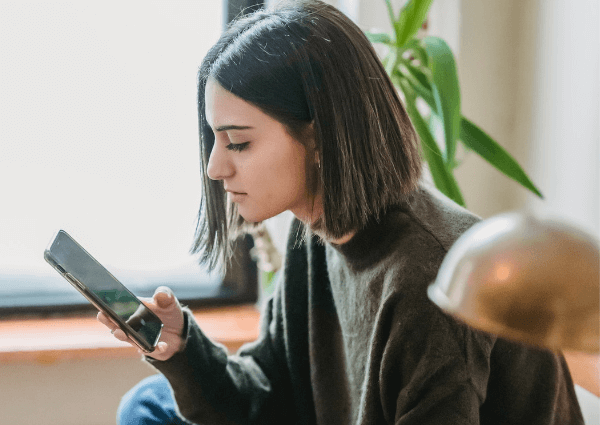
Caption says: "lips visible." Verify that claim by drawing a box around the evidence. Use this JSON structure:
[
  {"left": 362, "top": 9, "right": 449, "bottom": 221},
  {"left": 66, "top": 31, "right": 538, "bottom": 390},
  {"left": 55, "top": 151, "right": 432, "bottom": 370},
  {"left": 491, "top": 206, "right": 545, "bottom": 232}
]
[
  {"left": 225, "top": 188, "right": 247, "bottom": 203},
  {"left": 224, "top": 186, "right": 246, "bottom": 195}
]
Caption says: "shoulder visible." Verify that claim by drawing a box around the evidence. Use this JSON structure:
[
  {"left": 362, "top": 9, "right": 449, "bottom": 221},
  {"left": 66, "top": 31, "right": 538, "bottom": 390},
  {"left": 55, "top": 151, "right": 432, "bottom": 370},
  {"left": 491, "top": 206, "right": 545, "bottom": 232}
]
[
  {"left": 379, "top": 182, "right": 480, "bottom": 279},
  {"left": 355, "top": 184, "right": 486, "bottom": 340},
  {"left": 402, "top": 182, "right": 481, "bottom": 252},
  {"left": 323, "top": 182, "right": 481, "bottom": 278}
]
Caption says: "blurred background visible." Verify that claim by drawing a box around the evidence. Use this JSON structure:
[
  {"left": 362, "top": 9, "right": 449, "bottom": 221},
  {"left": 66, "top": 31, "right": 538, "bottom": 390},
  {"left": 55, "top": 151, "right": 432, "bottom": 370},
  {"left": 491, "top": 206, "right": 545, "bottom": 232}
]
[{"left": 0, "top": 0, "right": 597, "bottom": 423}]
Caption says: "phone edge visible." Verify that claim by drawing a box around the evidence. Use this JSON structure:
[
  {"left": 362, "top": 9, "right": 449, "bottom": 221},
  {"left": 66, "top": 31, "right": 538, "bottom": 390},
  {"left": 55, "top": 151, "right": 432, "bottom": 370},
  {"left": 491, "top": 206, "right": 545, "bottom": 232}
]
[{"left": 43, "top": 231, "right": 162, "bottom": 354}]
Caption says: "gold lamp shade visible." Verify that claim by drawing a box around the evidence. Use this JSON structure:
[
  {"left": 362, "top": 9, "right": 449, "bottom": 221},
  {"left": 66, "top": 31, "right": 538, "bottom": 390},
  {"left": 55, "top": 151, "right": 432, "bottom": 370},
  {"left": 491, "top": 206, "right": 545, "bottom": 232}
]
[{"left": 428, "top": 212, "right": 599, "bottom": 354}]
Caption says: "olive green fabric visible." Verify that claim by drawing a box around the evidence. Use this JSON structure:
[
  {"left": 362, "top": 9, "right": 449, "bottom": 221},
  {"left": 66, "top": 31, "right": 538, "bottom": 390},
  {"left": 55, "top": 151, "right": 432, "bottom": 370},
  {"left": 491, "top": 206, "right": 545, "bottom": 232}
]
[{"left": 148, "top": 183, "right": 583, "bottom": 425}]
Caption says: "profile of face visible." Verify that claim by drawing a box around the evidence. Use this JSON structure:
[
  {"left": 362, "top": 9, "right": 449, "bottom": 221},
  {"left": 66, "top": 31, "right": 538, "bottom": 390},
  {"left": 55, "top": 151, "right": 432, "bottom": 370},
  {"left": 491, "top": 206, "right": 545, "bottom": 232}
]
[{"left": 205, "top": 78, "right": 320, "bottom": 224}]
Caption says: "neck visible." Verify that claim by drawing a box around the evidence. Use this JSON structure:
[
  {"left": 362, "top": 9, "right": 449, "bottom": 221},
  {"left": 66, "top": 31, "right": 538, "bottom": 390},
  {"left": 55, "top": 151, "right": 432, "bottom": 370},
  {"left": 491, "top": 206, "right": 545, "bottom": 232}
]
[
  {"left": 292, "top": 211, "right": 356, "bottom": 245},
  {"left": 310, "top": 228, "right": 356, "bottom": 245},
  {"left": 292, "top": 194, "right": 355, "bottom": 245},
  {"left": 325, "top": 231, "right": 356, "bottom": 245}
]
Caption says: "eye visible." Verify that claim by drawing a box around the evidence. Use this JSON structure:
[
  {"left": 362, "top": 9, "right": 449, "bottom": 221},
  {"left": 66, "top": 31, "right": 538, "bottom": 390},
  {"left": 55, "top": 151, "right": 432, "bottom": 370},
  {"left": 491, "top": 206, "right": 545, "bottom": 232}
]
[{"left": 226, "top": 142, "right": 250, "bottom": 152}]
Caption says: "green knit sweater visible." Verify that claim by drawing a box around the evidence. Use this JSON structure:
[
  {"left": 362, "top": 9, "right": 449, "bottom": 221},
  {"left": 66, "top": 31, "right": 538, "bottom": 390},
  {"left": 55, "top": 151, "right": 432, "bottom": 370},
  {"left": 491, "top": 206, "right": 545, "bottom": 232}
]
[{"left": 148, "top": 183, "right": 583, "bottom": 424}]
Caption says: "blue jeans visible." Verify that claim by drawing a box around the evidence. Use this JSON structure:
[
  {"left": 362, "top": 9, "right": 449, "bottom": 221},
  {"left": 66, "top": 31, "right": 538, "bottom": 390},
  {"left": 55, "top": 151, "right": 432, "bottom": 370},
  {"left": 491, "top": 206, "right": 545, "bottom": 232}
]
[{"left": 117, "top": 374, "right": 189, "bottom": 425}]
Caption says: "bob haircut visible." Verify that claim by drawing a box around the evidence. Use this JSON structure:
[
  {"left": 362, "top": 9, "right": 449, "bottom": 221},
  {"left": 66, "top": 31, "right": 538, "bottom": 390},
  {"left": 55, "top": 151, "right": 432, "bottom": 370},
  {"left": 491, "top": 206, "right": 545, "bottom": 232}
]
[{"left": 192, "top": 0, "right": 422, "bottom": 271}]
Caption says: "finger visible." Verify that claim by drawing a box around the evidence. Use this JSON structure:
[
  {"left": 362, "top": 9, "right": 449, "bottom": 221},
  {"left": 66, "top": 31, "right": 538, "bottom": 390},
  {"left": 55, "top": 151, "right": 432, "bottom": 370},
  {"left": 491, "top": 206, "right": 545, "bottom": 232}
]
[
  {"left": 156, "top": 341, "right": 168, "bottom": 353},
  {"left": 97, "top": 311, "right": 117, "bottom": 329},
  {"left": 112, "top": 328, "right": 129, "bottom": 342},
  {"left": 154, "top": 286, "right": 174, "bottom": 309},
  {"left": 138, "top": 296, "right": 153, "bottom": 306}
]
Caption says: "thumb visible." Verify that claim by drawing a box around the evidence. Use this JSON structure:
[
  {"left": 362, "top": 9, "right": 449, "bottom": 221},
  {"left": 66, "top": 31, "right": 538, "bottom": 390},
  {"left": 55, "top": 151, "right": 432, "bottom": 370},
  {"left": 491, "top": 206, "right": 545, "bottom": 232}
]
[{"left": 154, "top": 286, "right": 175, "bottom": 309}]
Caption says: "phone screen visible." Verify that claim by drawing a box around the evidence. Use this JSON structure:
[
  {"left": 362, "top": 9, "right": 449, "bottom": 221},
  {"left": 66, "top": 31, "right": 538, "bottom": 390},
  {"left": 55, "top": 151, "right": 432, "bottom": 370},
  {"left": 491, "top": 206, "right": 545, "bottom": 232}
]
[{"left": 44, "top": 230, "right": 163, "bottom": 352}]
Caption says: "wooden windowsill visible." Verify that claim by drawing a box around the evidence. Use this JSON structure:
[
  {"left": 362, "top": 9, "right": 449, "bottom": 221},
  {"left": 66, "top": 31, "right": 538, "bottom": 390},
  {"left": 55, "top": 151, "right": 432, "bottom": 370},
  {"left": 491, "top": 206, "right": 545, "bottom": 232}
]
[
  {"left": 0, "top": 304, "right": 260, "bottom": 364},
  {"left": 1, "top": 304, "right": 597, "bottom": 398}
]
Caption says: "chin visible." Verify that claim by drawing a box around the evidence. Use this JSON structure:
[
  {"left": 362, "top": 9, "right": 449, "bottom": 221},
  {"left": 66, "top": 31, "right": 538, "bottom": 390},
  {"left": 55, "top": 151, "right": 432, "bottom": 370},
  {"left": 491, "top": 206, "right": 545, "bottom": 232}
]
[
  {"left": 239, "top": 215, "right": 262, "bottom": 224},
  {"left": 237, "top": 206, "right": 282, "bottom": 224}
]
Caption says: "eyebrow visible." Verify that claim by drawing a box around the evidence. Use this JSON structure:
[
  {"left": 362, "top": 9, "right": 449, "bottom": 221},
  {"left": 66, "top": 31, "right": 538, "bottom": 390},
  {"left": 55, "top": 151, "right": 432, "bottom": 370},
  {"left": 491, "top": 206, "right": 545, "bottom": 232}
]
[{"left": 214, "top": 125, "right": 254, "bottom": 132}]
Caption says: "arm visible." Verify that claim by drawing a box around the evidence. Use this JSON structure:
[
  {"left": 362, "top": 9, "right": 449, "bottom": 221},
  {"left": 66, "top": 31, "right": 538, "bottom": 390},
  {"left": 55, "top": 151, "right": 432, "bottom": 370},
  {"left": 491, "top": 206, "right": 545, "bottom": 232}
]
[
  {"left": 145, "top": 276, "right": 293, "bottom": 425},
  {"left": 146, "top": 219, "right": 315, "bottom": 425}
]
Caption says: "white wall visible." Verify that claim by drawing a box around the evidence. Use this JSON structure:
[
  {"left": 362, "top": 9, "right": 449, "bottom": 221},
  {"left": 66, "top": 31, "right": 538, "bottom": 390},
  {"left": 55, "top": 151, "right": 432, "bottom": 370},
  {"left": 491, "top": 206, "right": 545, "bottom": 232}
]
[
  {"left": 525, "top": 0, "right": 599, "bottom": 238},
  {"left": 1, "top": 357, "right": 156, "bottom": 425}
]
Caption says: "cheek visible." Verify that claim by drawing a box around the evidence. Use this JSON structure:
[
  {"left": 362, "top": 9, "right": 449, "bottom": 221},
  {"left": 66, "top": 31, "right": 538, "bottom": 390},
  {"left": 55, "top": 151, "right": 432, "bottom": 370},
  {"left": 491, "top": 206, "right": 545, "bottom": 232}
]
[
  {"left": 251, "top": 145, "right": 308, "bottom": 206},
  {"left": 272, "top": 146, "right": 307, "bottom": 191},
  {"left": 273, "top": 151, "right": 308, "bottom": 209},
  {"left": 252, "top": 142, "right": 305, "bottom": 185}
]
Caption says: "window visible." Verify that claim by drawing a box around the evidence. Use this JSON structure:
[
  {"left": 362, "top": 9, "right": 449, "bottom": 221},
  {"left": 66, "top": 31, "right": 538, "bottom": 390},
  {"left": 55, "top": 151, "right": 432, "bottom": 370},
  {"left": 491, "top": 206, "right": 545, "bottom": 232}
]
[{"left": 0, "top": 1, "right": 258, "bottom": 316}]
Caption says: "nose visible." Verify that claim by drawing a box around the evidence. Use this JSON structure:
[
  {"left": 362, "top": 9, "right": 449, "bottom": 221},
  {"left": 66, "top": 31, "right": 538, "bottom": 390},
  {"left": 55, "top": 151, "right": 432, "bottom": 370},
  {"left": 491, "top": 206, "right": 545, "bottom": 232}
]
[{"left": 206, "top": 143, "right": 234, "bottom": 181}]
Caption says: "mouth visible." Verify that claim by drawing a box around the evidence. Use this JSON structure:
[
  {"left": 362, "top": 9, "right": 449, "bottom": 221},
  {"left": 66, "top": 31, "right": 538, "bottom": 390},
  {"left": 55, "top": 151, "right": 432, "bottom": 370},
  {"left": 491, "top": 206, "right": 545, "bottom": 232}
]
[
  {"left": 224, "top": 186, "right": 246, "bottom": 195},
  {"left": 225, "top": 189, "right": 247, "bottom": 202}
]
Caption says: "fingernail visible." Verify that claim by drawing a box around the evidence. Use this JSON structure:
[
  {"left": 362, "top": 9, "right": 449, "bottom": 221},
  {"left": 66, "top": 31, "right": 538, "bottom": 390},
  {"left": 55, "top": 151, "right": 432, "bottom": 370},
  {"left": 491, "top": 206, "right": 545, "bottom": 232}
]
[{"left": 156, "top": 287, "right": 171, "bottom": 297}]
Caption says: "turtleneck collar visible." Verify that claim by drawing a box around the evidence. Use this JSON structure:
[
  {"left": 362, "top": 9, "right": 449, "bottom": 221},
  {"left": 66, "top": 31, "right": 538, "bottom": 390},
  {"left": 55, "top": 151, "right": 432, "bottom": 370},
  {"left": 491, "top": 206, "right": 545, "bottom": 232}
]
[{"left": 327, "top": 202, "right": 412, "bottom": 271}]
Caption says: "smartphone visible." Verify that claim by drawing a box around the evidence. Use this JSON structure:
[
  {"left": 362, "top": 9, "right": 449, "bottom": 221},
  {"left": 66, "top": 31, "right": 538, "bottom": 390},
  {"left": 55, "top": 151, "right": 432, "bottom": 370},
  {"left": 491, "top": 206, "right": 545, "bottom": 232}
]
[{"left": 44, "top": 230, "right": 163, "bottom": 353}]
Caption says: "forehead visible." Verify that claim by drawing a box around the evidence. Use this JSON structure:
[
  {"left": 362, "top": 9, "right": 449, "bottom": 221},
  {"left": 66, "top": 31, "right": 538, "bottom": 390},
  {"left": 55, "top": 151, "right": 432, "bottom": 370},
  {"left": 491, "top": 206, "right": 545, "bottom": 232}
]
[{"left": 204, "top": 78, "right": 265, "bottom": 129}]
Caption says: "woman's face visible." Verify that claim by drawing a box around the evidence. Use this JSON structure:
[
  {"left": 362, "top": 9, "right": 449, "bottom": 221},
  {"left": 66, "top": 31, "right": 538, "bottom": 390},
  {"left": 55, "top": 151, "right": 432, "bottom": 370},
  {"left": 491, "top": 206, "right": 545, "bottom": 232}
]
[{"left": 205, "top": 78, "right": 319, "bottom": 224}]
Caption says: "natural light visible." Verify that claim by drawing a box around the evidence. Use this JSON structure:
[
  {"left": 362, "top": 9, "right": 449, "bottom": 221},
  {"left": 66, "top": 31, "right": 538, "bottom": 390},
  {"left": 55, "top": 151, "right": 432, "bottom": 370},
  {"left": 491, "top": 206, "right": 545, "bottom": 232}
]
[{"left": 0, "top": 2, "right": 222, "bottom": 289}]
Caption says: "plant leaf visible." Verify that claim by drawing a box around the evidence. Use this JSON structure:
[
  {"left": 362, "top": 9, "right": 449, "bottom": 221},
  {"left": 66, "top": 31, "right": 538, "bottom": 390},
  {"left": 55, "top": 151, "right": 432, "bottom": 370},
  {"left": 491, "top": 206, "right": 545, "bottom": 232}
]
[
  {"left": 384, "top": 0, "right": 399, "bottom": 42},
  {"left": 400, "top": 79, "right": 466, "bottom": 206},
  {"left": 402, "top": 38, "right": 429, "bottom": 67},
  {"left": 385, "top": 47, "right": 399, "bottom": 78},
  {"left": 460, "top": 118, "right": 544, "bottom": 198},
  {"left": 395, "top": 0, "right": 434, "bottom": 47},
  {"left": 365, "top": 31, "right": 392, "bottom": 45},
  {"left": 399, "top": 61, "right": 434, "bottom": 105},
  {"left": 423, "top": 36, "right": 461, "bottom": 165}
]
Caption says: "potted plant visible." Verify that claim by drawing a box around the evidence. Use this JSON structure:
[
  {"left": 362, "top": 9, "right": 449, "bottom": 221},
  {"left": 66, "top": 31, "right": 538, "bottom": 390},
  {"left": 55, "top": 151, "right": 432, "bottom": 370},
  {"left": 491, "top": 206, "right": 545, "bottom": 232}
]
[{"left": 366, "top": 0, "right": 542, "bottom": 206}]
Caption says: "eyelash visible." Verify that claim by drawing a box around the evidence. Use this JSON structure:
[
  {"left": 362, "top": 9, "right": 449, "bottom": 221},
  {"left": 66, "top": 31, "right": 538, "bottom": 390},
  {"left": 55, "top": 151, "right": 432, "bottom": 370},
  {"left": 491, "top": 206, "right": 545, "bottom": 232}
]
[{"left": 226, "top": 142, "right": 250, "bottom": 152}]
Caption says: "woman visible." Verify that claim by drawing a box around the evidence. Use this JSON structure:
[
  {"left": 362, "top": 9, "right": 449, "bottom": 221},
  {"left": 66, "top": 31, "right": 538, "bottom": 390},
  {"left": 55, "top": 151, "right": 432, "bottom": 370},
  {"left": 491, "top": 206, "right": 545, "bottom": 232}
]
[{"left": 99, "top": 1, "right": 584, "bottom": 424}]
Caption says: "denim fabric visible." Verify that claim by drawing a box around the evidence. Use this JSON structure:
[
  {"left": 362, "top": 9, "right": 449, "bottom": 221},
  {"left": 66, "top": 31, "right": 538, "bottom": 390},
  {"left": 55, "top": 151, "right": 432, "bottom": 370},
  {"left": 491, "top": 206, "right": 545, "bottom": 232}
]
[{"left": 117, "top": 374, "right": 188, "bottom": 425}]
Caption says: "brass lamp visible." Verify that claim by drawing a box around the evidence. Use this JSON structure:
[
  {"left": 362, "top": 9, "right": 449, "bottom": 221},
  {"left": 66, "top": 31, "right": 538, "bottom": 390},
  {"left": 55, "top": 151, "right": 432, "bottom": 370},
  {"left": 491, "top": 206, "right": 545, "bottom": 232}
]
[{"left": 428, "top": 212, "right": 599, "bottom": 354}]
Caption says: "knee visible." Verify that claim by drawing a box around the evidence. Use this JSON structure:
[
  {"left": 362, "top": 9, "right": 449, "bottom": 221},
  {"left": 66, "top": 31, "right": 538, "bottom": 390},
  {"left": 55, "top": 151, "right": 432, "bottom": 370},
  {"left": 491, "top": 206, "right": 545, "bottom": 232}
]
[{"left": 117, "top": 374, "right": 180, "bottom": 425}]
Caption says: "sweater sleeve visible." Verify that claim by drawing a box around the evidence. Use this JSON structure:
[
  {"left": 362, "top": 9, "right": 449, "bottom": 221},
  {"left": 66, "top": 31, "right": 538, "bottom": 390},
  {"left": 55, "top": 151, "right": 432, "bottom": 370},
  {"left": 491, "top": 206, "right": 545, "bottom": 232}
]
[
  {"left": 145, "top": 278, "right": 291, "bottom": 425},
  {"left": 144, "top": 219, "right": 315, "bottom": 425}
]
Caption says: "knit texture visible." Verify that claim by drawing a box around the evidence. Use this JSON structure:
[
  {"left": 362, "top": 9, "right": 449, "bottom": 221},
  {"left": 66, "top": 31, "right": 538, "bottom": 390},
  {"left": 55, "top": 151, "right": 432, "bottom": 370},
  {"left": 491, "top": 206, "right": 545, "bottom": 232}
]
[{"left": 147, "top": 183, "right": 584, "bottom": 424}]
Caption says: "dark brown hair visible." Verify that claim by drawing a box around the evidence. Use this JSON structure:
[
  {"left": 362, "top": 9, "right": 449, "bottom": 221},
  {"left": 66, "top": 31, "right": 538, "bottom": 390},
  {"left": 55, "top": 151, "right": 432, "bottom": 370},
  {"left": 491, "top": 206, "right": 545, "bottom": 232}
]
[{"left": 191, "top": 0, "right": 422, "bottom": 271}]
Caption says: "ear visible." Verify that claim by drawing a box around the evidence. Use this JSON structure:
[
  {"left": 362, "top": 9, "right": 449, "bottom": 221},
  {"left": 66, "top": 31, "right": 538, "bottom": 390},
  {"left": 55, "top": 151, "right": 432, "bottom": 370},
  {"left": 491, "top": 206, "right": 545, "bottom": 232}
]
[
  {"left": 305, "top": 121, "right": 319, "bottom": 165},
  {"left": 295, "top": 120, "right": 318, "bottom": 162},
  {"left": 306, "top": 120, "right": 316, "bottom": 140}
]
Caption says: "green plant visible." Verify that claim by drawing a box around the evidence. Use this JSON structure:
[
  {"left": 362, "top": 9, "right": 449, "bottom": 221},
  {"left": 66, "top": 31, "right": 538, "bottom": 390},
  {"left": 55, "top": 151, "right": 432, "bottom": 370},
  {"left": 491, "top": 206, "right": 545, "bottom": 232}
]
[{"left": 366, "top": 0, "right": 543, "bottom": 206}]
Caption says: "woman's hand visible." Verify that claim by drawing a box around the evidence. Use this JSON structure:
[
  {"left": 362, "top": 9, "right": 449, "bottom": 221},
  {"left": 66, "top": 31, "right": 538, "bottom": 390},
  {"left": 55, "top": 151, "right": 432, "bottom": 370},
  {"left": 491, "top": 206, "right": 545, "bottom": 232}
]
[{"left": 97, "top": 286, "right": 185, "bottom": 361}]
